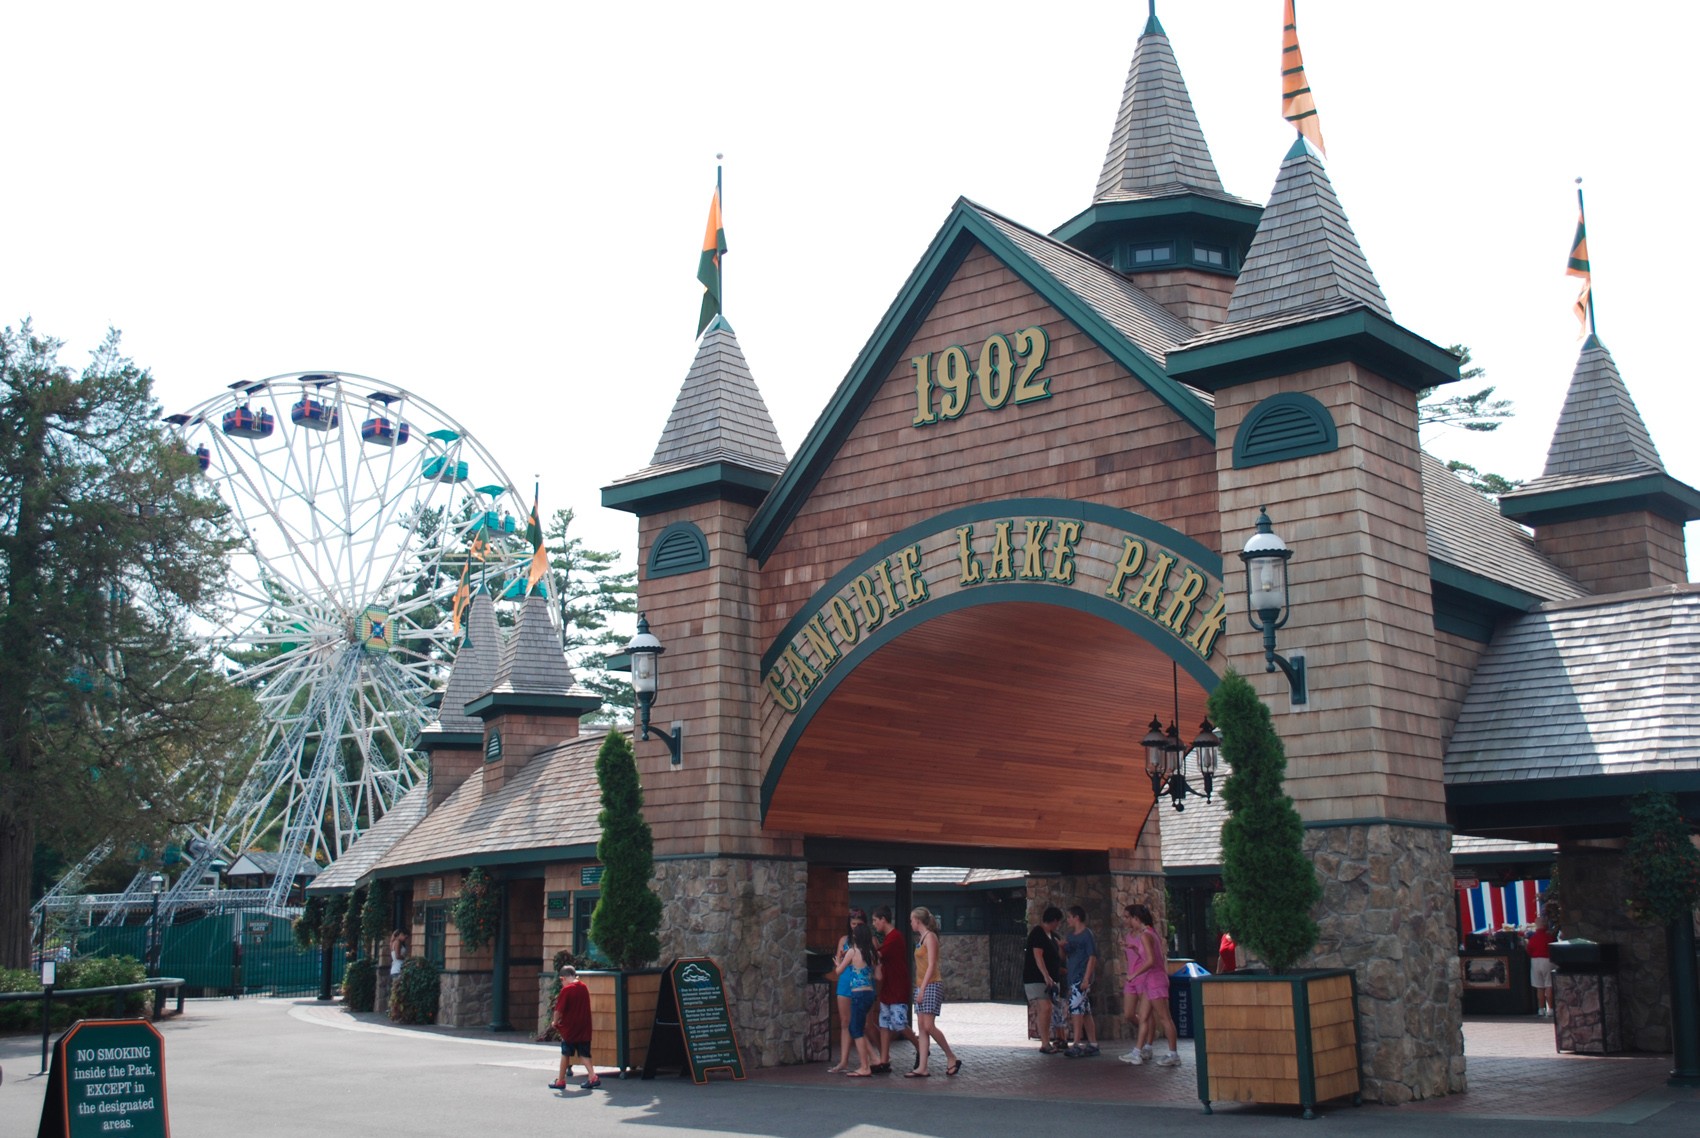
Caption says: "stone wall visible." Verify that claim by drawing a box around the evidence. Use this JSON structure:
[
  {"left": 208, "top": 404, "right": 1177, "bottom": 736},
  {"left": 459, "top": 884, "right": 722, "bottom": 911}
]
[
  {"left": 937, "top": 932, "right": 988, "bottom": 1001},
  {"left": 1026, "top": 872, "right": 1165, "bottom": 1042},
  {"left": 655, "top": 856, "right": 808, "bottom": 1068},
  {"left": 1306, "top": 823, "right": 1463, "bottom": 1103},
  {"left": 437, "top": 969, "right": 493, "bottom": 1028},
  {"left": 374, "top": 969, "right": 392, "bottom": 1017},
  {"left": 1556, "top": 846, "right": 1670, "bottom": 1052}
]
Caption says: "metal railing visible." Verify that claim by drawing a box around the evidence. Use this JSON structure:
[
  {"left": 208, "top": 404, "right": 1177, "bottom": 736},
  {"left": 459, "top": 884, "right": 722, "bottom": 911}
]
[{"left": 0, "top": 978, "right": 186, "bottom": 1075}]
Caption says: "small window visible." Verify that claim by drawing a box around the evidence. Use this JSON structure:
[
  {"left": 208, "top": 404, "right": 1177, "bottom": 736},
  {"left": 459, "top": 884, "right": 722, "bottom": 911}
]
[
  {"left": 424, "top": 906, "right": 447, "bottom": 968},
  {"left": 1130, "top": 242, "right": 1175, "bottom": 267},
  {"left": 1193, "top": 243, "right": 1227, "bottom": 268}
]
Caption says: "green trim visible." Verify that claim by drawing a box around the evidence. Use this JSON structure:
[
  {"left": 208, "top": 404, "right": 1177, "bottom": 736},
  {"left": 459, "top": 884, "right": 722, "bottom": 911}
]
[
  {"left": 759, "top": 497, "right": 1223, "bottom": 675},
  {"left": 1232, "top": 392, "right": 1337, "bottom": 468},
  {"left": 1498, "top": 472, "right": 1700, "bottom": 526},
  {"left": 746, "top": 200, "right": 1217, "bottom": 564},
  {"left": 1449, "top": 770, "right": 1700, "bottom": 807},
  {"left": 1431, "top": 584, "right": 1499, "bottom": 643},
  {"left": 602, "top": 461, "right": 778, "bottom": 516},
  {"left": 1050, "top": 195, "right": 1263, "bottom": 249},
  {"left": 1301, "top": 817, "right": 1452, "bottom": 832},
  {"left": 464, "top": 691, "right": 603, "bottom": 717},
  {"left": 1167, "top": 307, "right": 1461, "bottom": 394},
  {"left": 1452, "top": 851, "right": 1556, "bottom": 869},
  {"left": 370, "top": 843, "right": 600, "bottom": 880},
  {"left": 761, "top": 583, "right": 1222, "bottom": 821},
  {"left": 1428, "top": 558, "right": 1547, "bottom": 614},
  {"left": 418, "top": 731, "right": 484, "bottom": 749}
]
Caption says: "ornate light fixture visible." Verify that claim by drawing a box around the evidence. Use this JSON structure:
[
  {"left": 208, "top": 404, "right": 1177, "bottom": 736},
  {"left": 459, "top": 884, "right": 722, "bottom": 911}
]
[
  {"left": 1141, "top": 660, "right": 1221, "bottom": 812},
  {"left": 1239, "top": 507, "right": 1307, "bottom": 705},
  {"left": 624, "top": 613, "right": 683, "bottom": 766}
]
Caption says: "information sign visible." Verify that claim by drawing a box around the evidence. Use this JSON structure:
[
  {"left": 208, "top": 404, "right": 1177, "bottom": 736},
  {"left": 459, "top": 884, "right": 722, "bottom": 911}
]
[
  {"left": 36, "top": 1018, "right": 170, "bottom": 1138},
  {"left": 641, "top": 957, "right": 745, "bottom": 1083}
]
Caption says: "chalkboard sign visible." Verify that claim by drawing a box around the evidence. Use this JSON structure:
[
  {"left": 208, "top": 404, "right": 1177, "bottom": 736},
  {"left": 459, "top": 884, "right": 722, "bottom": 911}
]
[
  {"left": 641, "top": 957, "right": 745, "bottom": 1083},
  {"left": 36, "top": 1018, "right": 170, "bottom": 1138}
]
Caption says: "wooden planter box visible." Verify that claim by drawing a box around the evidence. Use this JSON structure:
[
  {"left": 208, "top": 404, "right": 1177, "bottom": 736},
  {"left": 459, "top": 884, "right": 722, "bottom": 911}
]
[
  {"left": 1194, "top": 969, "right": 1362, "bottom": 1119},
  {"left": 582, "top": 969, "right": 663, "bottom": 1076}
]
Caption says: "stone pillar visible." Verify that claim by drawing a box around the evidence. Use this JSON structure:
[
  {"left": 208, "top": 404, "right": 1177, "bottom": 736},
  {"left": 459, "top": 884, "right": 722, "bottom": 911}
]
[
  {"left": 437, "top": 970, "right": 493, "bottom": 1027},
  {"left": 1557, "top": 845, "right": 1670, "bottom": 1052},
  {"left": 1307, "top": 823, "right": 1463, "bottom": 1102},
  {"left": 655, "top": 856, "right": 808, "bottom": 1068},
  {"left": 1026, "top": 871, "right": 1138, "bottom": 1042}
]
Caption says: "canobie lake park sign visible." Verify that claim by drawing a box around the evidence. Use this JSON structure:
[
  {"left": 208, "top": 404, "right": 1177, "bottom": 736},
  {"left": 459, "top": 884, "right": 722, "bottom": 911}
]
[{"left": 761, "top": 499, "right": 1226, "bottom": 717}]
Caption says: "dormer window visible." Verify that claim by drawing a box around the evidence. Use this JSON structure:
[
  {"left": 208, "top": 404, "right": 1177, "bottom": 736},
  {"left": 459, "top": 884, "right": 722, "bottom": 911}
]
[
  {"left": 1193, "top": 243, "right": 1227, "bottom": 268},
  {"left": 1129, "top": 241, "right": 1175, "bottom": 267}
]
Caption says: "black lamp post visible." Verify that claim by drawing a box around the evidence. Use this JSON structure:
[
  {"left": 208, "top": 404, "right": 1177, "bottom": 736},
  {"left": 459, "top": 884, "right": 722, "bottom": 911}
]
[
  {"left": 1142, "top": 716, "right": 1221, "bottom": 811},
  {"left": 146, "top": 872, "right": 165, "bottom": 977},
  {"left": 1240, "top": 507, "right": 1307, "bottom": 705},
  {"left": 625, "top": 614, "right": 683, "bottom": 766}
]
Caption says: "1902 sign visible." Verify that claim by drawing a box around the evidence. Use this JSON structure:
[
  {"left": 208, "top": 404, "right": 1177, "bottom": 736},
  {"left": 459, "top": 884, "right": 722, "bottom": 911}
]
[{"left": 38, "top": 1018, "right": 170, "bottom": 1137}]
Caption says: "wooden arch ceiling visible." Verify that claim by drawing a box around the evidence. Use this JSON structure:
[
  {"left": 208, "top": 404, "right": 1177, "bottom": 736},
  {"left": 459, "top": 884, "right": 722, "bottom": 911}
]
[{"left": 763, "top": 601, "right": 1214, "bottom": 853}]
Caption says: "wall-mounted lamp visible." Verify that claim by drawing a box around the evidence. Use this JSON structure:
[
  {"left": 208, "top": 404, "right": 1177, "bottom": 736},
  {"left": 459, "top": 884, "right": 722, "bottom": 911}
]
[
  {"left": 1240, "top": 507, "right": 1307, "bottom": 705},
  {"left": 624, "top": 613, "right": 683, "bottom": 766},
  {"left": 1141, "top": 715, "right": 1220, "bottom": 811}
]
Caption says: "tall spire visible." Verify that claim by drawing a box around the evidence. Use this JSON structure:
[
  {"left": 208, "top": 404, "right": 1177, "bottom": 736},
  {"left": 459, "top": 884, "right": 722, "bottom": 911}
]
[
  {"left": 1223, "top": 137, "right": 1389, "bottom": 325},
  {"left": 649, "top": 317, "right": 787, "bottom": 472},
  {"left": 431, "top": 592, "right": 501, "bottom": 735},
  {"left": 1094, "top": 5, "right": 1227, "bottom": 203},
  {"left": 1537, "top": 336, "right": 1664, "bottom": 481}
]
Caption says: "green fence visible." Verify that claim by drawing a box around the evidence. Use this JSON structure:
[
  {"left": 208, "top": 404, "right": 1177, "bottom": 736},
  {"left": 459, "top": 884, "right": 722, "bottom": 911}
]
[{"left": 73, "top": 912, "right": 345, "bottom": 996}]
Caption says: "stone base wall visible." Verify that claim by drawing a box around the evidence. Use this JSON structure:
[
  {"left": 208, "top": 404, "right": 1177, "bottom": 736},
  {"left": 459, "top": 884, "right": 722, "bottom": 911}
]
[
  {"left": 375, "top": 969, "right": 393, "bottom": 1017},
  {"left": 655, "top": 856, "right": 808, "bottom": 1068},
  {"left": 437, "top": 969, "right": 493, "bottom": 1028},
  {"left": 1307, "top": 823, "right": 1463, "bottom": 1104},
  {"left": 1557, "top": 847, "right": 1670, "bottom": 1052},
  {"left": 536, "top": 973, "right": 557, "bottom": 1041}
]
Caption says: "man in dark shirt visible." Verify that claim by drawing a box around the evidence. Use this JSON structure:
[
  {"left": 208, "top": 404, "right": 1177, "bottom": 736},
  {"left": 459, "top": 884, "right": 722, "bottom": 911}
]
[
  {"left": 1024, "top": 906, "right": 1067, "bottom": 1053},
  {"left": 871, "top": 905, "right": 919, "bottom": 1073}
]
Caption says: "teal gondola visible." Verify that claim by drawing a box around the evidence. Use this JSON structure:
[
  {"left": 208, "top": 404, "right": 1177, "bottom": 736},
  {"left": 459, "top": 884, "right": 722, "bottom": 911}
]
[{"left": 422, "top": 455, "right": 469, "bottom": 483}]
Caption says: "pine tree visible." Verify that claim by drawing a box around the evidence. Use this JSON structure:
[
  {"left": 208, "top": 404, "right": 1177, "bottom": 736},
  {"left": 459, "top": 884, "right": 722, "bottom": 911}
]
[
  {"left": 589, "top": 730, "right": 661, "bottom": 968},
  {"left": 1208, "top": 670, "right": 1320, "bottom": 973}
]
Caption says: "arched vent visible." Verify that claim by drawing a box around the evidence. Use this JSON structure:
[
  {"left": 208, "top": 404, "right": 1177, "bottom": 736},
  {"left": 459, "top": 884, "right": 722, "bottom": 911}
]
[
  {"left": 1233, "top": 392, "right": 1338, "bottom": 468},
  {"left": 647, "top": 521, "right": 709, "bottom": 578}
]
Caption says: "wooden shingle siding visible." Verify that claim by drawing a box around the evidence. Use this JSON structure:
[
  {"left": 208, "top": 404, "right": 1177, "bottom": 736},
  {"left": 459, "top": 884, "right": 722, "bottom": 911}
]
[{"left": 1534, "top": 511, "right": 1689, "bottom": 593}]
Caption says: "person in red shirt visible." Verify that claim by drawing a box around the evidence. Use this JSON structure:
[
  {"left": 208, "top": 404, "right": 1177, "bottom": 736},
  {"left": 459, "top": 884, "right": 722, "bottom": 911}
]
[
  {"left": 1526, "top": 916, "right": 1557, "bottom": 1017},
  {"left": 549, "top": 965, "right": 599, "bottom": 1090},
  {"left": 1217, "top": 930, "right": 1237, "bottom": 974},
  {"left": 870, "top": 906, "right": 919, "bottom": 1074}
]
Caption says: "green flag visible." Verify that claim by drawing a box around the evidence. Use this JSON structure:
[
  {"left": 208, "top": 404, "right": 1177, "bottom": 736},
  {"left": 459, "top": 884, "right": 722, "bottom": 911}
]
[{"left": 697, "top": 175, "right": 726, "bottom": 336}]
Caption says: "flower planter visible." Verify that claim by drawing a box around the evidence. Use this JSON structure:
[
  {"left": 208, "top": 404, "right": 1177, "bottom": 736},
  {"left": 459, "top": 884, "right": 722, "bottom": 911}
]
[
  {"left": 1194, "top": 969, "right": 1361, "bottom": 1119},
  {"left": 582, "top": 968, "right": 664, "bottom": 1076}
]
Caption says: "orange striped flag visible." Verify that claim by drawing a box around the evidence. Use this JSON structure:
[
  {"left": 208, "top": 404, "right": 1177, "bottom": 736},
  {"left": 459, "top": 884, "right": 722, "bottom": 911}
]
[
  {"left": 1282, "top": 0, "right": 1327, "bottom": 157},
  {"left": 1566, "top": 186, "right": 1592, "bottom": 336}
]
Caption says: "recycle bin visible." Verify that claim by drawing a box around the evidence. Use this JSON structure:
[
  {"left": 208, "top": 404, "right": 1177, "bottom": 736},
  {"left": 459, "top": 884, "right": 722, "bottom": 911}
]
[{"left": 1169, "top": 961, "right": 1209, "bottom": 1039}]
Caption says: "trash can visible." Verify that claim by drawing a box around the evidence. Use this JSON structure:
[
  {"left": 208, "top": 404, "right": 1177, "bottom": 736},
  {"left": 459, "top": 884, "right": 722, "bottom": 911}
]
[{"left": 1169, "top": 961, "right": 1209, "bottom": 1039}]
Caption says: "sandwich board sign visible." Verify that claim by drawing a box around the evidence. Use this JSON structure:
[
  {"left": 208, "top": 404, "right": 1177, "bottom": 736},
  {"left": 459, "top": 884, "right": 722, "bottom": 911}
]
[
  {"left": 37, "top": 1018, "right": 169, "bottom": 1137},
  {"left": 642, "top": 957, "right": 745, "bottom": 1083}
]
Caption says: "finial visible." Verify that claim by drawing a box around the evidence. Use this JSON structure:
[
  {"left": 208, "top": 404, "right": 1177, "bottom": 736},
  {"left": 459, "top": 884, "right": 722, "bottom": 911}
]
[{"left": 1144, "top": 0, "right": 1164, "bottom": 35}]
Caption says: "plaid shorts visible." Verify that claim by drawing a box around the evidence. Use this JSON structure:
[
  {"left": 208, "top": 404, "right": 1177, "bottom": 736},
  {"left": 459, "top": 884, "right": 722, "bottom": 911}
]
[{"left": 914, "top": 982, "right": 943, "bottom": 1017}]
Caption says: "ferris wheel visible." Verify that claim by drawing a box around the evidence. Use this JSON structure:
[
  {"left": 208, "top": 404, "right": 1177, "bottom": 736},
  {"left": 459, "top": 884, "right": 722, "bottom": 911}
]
[{"left": 155, "top": 371, "right": 540, "bottom": 911}]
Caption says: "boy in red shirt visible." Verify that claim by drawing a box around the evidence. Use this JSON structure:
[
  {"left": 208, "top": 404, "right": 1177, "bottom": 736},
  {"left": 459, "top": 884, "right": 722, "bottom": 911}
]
[{"left": 549, "top": 965, "right": 600, "bottom": 1090}]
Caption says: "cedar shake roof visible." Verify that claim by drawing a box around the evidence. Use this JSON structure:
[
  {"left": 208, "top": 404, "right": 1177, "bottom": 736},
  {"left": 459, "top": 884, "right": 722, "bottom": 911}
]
[
  {"left": 1217, "top": 137, "right": 1390, "bottom": 329},
  {"left": 1518, "top": 336, "right": 1665, "bottom": 492},
  {"left": 975, "top": 203, "right": 1200, "bottom": 365},
  {"left": 1095, "top": 14, "right": 1231, "bottom": 204},
  {"left": 1421, "top": 453, "right": 1586, "bottom": 602},
  {"left": 487, "top": 593, "right": 593, "bottom": 701},
  {"left": 1444, "top": 585, "right": 1700, "bottom": 785},
  {"left": 308, "top": 783, "right": 430, "bottom": 892},
  {"left": 425, "top": 593, "right": 501, "bottom": 735},
  {"left": 372, "top": 732, "right": 606, "bottom": 875},
  {"left": 644, "top": 316, "right": 787, "bottom": 475}
]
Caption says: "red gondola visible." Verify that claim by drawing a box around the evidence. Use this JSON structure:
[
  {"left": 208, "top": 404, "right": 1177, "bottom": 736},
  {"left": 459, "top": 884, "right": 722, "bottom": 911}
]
[
  {"left": 222, "top": 405, "right": 275, "bottom": 439},
  {"left": 192, "top": 444, "right": 211, "bottom": 472}
]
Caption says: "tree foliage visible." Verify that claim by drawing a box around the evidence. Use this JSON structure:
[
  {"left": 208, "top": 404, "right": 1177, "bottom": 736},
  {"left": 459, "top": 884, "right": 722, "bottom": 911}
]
[
  {"left": 450, "top": 866, "right": 501, "bottom": 952},
  {"left": 1418, "top": 345, "right": 1520, "bottom": 500},
  {"left": 590, "top": 730, "right": 661, "bottom": 969},
  {"left": 0, "top": 321, "right": 251, "bottom": 968},
  {"left": 1208, "top": 670, "right": 1320, "bottom": 974},
  {"left": 1625, "top": 792, "right": 1700, "bottom": 927},
  {"left": 545, "top": 508, "right": 635, "bottom": 723}
]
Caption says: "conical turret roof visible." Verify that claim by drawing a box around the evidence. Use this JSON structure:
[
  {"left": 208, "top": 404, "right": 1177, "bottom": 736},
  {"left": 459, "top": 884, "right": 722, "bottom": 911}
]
[
  {"left": 1536, "top": 335, "right": 1665, "bottom": 482},
  {"left": 650, "top": 316, "right": 787, "bottom": 472},
  {"left": 430, "top": 593, "right": 501, "bottom": 734},
  {"left": 1095, "top": 11, "right": 1227, "bottom": 203},
  {"left": 1222, "top": 137, "right": 1389, "bottom": 327},
  {"left": 488, "top": 593, "right": 586, "bottom": 699}
]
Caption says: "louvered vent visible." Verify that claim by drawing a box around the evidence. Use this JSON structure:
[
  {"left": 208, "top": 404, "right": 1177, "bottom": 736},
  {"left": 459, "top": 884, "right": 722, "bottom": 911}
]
[
  {"left": 648, "top": 522, "right": 708, "bottom": 578},
  {"left": 1233, "top": 393, "right": 1338, "bottom": 468}
]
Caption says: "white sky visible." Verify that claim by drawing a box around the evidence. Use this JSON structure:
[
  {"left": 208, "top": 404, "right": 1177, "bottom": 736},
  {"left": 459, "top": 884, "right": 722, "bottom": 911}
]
[{"left": 5, "top": 0, "right": 1695, "bottom": 581}]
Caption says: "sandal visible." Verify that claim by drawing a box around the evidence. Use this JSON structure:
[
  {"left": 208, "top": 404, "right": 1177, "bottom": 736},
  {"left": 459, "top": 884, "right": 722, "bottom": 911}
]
[
  {"left": 846, "top": 1070, "right": 872, "bottom": 1078},
  {"left": 946, "top": 1058, "right": 962, "bottom": 1077},
  {"left": 904, "top": 1070, "right": 930, "bottom": 1078}
]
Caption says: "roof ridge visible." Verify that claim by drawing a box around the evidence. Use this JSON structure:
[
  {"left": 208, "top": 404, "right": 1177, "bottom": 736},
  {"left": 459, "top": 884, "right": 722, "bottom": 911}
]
[{"left": 1094, "top": 17, "right": 1227, "bottom": 203}]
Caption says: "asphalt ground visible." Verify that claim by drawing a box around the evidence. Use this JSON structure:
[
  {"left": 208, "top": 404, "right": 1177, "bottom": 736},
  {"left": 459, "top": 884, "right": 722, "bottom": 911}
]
[{"left": 3, "top": 999, "right": 1698, "bottom": 1137}]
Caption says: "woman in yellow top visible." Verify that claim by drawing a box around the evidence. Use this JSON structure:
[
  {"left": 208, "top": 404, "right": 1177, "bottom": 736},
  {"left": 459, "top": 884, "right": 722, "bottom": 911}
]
[{"left": 905, "top": 907, "right": 961, "bottom": 1077}]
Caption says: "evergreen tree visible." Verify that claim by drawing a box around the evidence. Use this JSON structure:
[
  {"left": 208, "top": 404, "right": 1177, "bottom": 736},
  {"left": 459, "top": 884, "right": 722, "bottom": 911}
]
[
  {"left": 1625, "top": 792, "right": 1700, "bottom": 926},
  {"left": 1208, "top": 670, "right": 1320, "bottom": 973},
  {"left": 589, "top": 730, "right": 660, "bottom": 969},
  {"left": 545, "top": 508, "right": 635, "bottom": 724}
]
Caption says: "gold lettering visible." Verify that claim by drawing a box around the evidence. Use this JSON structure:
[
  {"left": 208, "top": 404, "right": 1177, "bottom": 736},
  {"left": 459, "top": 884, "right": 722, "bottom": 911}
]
[
  {"left": 1106, "top": 538, "right": 1147, "bottom": 599},
  {"left": 765, "top": 667, "right": 801, "bottom": 714},
  {"left": 897, "top": 544, "right": 929, "bottom": 605},
  {"left": 1130, "top": 551, "right": 1176, "bottom": 616},
  {"left": 1020, "top": 519, "right": 1051, "bottom": 580},
  {"left": 781, "top": 645, "right": 821, "bottom": 700},
  {"left": 956, "top": 526, "right": 983, "bottom": 585},
  {"left": 1185, "top": 590, "right": 1229, "bottom": 659},
  {"left": 872, "top": 560, "right": 905, "bottom": 614},
  {"left": 1159, "top": 567, "right": 1207, "bottom": 633},
  {"left": 1049, "top": 520, "right": 1081, "bottom": 584},
  {"left": 850, "top": 574, "right": 884, "bottom": 629},
  {"left": 988, "top": 521, "right": 1015, "bottom": 580},
  {"left": 802, "top": 615, "right": 840, "bottom": 670},
  {"left": 829, "top": 596, "right": 861, "bottom": 645}
]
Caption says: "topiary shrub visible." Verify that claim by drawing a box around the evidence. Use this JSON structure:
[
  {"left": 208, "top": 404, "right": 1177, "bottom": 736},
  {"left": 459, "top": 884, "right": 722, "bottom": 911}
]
[
  {"left": 1208, "top": 670, "right": 1320, "bottom": 974},
  {"left": 590, "top": 730, "right": 662, "bottom": 970},
  {"left": 342, "top": 958, "right": 376, "bottom": 1012},
  {"left": 451, "top": 867, "right": 502, "bottom": 952},
  {"left": 389, "top": 957, "right": 439, "bottom": 1024},
  {"left": 1625, "top": 791, "right": 1700, "bottom": 926}
]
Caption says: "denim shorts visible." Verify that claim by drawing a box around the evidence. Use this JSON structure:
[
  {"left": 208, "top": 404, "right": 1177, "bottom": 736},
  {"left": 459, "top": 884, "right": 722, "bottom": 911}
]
[{"left": 848, "top": 990, "right": 875, "bottom": 1039}]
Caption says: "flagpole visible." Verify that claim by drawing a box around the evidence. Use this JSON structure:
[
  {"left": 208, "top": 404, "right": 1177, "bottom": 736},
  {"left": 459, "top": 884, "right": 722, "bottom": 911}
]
[
  {"left": 716, "top": 156, "right": 725, "bottom": 322},
  {"left": 1577, "top": 179, "right": 1597, "bottom": 338}
]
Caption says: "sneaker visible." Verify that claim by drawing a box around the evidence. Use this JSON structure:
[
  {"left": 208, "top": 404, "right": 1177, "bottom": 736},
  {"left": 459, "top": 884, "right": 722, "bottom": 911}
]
[
  {"left": 1081, "top": 1044, "right": 1100, "bottom": 1057},
  {"left": 547, "top": 1081, "right": 566, "bottom": 1090},
  {"left": 1119, "top": 1049, "right": 1144, "bottom": 1064},
  {"left": 1063, "top": 1045, "right": 1083, "bottom": 1057},
  {"left": 585, "top": 1077, "right": 602, "bottom": 1089},
  {"left": 1156, "top": 1052, "right": 1181, "bottom": 1067},
  {"left": 1141, "top": 1046, "right": 1153, "bottom": 1060}
]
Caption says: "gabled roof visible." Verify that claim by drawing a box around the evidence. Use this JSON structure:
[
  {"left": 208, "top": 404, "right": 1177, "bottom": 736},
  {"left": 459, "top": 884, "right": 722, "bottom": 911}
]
[
  {"left": 745, "top": 197, "right": 1214, "bottom": 563},
  {"left": 424, "top": 593, "right": 500, "bottom": 737},
  {"left": 1095, "top": 12, "right": 1228, "bottom": 203},
  {"left": 1445, "top": 586, "right": 1700, "bottom": 789},
  {"left": 227, "top": 851, "right": 320, "bottom": 879},
  {"left": 308, "top": 784, "right": 430, "bottom": 893},
  {"left": 1422, "top": 453, "right": 1586, "bottom": 606},
  {"left": 370, "top": 732, "right": 607, "bottom": 878}
]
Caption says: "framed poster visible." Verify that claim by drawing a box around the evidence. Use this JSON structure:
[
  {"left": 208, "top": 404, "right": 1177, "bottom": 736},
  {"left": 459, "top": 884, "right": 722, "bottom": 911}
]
[{"left": 1461, "top": 954, "right": 1510, "bottom": 990}]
